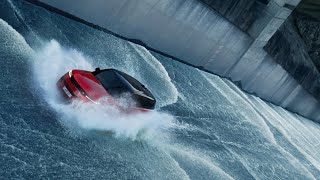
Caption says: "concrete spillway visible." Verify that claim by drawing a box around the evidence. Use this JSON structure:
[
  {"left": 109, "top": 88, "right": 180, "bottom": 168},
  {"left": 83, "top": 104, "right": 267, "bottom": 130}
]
[
  {"left": 32, "top": 0, "right": 320, "bottom": 122},
  {"left": 1, "top": 0, "right": 320, "bottom": 178}
]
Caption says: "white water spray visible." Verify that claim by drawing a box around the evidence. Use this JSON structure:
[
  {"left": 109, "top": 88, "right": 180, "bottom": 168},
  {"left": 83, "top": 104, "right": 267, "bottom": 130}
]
[{"left": 32, "top": 40, "right": 174, "bottom": 139}]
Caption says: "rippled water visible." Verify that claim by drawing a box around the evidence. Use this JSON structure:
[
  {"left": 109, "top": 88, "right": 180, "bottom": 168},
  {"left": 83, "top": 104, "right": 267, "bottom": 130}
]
[{"left": 0, "top": 0, "right": 320, "bottom": 179}]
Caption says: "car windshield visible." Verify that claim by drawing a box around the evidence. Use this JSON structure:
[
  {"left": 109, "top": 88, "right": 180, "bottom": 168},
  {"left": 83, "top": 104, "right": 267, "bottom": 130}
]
[{"left": 94, "top": 69, "right": 156, "bottom": 109}]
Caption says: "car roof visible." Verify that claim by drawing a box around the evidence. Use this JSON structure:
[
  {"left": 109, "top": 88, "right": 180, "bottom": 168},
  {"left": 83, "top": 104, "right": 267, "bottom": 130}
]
[{"left": 93, "top": 69, "right": 156, "bottom": 109}]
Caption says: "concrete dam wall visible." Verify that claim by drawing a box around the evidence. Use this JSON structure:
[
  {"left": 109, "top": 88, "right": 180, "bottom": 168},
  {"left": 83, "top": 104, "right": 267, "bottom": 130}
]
[{"left": 30, "top": 0, "right": 320, "bottom": 122}]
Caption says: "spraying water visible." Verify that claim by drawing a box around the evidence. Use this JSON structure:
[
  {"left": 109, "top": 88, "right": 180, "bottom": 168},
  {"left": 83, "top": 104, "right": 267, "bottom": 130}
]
[{"left": 32, "top": 40, "right": 174, "bottom": 139}]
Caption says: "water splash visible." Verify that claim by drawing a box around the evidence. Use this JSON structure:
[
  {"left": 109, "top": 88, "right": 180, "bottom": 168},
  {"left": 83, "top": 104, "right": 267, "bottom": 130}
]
[
  {"left": 0, "top": 18, "right": 33, "bottom": 57},
  {"left": 32, "top": 40, "right": 174, "bottom": 139},
  {"left": 128, "top": 42, "right": 179, "bottom": 107}
]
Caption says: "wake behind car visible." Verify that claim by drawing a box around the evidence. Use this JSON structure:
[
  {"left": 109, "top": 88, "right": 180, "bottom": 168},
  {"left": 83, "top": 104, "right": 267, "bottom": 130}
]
[{"left": 56, "top": 68, "right": 156, "bottom": 112}]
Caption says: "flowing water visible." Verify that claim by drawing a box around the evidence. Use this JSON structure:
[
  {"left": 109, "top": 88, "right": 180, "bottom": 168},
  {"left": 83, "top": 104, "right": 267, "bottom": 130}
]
[{"left": 0, "top": 0, "right": 320, "bottom": 179}]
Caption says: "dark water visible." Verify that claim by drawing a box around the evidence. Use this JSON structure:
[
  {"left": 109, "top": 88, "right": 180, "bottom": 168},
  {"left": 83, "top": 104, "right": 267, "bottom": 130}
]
[{"left": 0, "top": 0, "right": 320, "bottom": 179}]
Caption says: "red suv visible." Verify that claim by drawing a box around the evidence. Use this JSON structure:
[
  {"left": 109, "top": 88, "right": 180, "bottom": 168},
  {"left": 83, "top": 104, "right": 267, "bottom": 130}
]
[{"left": 56, "top": 68, "right": 156, "bottom": 112}]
